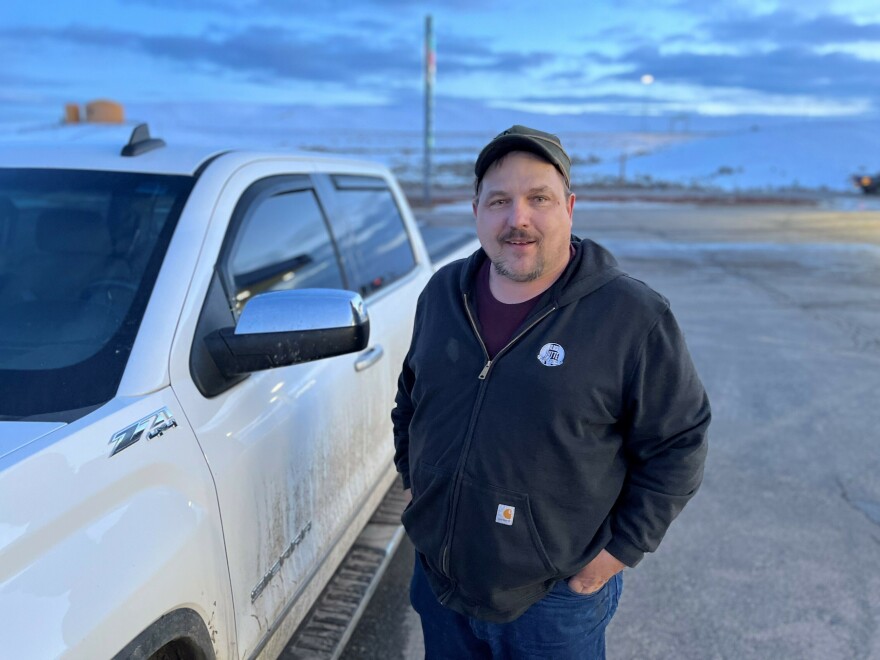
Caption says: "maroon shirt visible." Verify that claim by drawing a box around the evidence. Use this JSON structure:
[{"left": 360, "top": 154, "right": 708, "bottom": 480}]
[
  {"left": 475, "top": 258, "right": 541, "bottom": 359},
  {"left": 475, "top": 246, "right": 575, "bottom": 359}
]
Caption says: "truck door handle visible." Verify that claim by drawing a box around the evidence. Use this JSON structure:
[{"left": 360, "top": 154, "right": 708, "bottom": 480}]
[{"left": 354, "top": 345, "right": 384, "bottom": 372}]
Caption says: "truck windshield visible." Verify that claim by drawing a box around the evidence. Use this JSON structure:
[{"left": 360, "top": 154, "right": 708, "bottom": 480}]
[{"left": 0, "top": 168, "right": 194, "bottom": 421}]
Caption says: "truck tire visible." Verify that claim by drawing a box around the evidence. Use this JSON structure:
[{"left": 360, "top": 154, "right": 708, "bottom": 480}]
[{"left": 112, "top": 609, "right": 215, "bottom": 660}]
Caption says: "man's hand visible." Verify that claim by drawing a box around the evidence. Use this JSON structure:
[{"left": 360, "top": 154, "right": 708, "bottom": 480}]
[
  {"left": 403, "top": 488, "right": 412, "bottom": 504},
  {"left": 567, "top": 549, "right": 626, "bottom": 595}
]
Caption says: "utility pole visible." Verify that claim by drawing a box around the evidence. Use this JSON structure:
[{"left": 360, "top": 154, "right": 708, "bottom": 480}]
[{"left": 423, "top": 15, "right": 435, "bottom": 206}]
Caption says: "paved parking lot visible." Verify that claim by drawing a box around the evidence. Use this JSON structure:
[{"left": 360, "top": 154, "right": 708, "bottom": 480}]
[{"left": 345, "top": 202, "right": 880, "bottom": 660}]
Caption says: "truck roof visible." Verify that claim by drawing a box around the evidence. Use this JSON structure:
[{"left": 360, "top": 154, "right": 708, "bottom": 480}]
[{"left": 0, "top": 121, "right": 386, "bottom": 177}]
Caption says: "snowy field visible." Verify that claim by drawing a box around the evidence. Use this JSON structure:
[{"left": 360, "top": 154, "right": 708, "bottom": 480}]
[
  {"left": 3, "top": 104, "right": 879, "bottom": 195},
  {"left": 581, "top": 121, "right": 880, "bottom": 193}
]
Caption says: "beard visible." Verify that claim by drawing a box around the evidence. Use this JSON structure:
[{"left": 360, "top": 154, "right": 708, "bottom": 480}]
[
  {"left": 491, "top": 229, "right": 544, "bottom": 282},
  {"left": 493, "top": 257, "right": 543, "bottom": 282}
]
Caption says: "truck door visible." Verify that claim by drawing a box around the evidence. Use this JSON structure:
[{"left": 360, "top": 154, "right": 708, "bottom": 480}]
[
  {"left": 169, "top": 170, "right": 379, "bottom": 657},
  {"left": 313, "top": 173, "right": 429, "bottom": 503}
]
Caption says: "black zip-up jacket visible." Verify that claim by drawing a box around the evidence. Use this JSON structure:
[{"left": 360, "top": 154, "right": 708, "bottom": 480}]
[{"left": 392, "top": 237, "right": 710, "bottom": 623}]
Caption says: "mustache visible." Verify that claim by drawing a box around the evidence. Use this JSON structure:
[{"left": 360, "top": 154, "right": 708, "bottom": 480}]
[{"left": 499, "top": 229, "right": 539, "bottom": 242}]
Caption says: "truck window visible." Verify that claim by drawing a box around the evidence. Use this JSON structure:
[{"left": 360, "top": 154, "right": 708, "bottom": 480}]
[
  {"left": 329, "top": 175, "right": 416, "bottom": 298},
  {"left": 228, "top": 188, "right": 345, "bottom": 316},
  {"left": 0, "top": 168, "right": 194, "bottom": 421}
]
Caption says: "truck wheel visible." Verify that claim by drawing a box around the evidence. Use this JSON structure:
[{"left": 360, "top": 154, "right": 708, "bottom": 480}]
[
  {"left": 149, "top": 640, "right": 193, "bottom": 660},
  {"left": 112, "top": 609, "right": 214, "bottom": 660}
]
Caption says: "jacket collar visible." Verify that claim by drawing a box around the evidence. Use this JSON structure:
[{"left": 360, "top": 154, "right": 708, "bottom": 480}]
[{"left": 460, "top": 235, "right": 624, "bottom": 307}]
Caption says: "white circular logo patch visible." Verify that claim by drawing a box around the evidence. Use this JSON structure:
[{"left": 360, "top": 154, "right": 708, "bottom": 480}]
[{"left": 537, "top": 343, "right": 565, "bottom": 367}]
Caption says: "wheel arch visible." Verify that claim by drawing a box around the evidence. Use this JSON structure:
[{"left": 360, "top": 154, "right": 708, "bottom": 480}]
[{"left": 111, "top": 608, "right": 216, "bottom": 660}]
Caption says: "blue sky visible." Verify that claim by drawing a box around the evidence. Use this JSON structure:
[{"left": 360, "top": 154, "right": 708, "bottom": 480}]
[{"left": 2, "top": 0, "right": 879, "bottom": 128}]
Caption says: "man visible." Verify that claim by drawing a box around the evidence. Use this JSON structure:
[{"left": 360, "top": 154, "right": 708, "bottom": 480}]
[{"left": 391, "top": 125, "right": 710, "bottom": 659}]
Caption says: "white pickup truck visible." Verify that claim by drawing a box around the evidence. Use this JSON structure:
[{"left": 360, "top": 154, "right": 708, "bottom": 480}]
[{"left": 0, "top": 122, "right": 475, "bottom": 659}]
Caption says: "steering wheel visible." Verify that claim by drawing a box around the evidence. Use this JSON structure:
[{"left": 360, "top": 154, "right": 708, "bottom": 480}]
[{"left": 80, "top": 279, "right": 138, "bottom": 300}]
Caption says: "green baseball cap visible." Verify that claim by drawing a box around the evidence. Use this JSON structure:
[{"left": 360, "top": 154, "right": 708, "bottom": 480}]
[{"left": 474, "top": 125, "right": 572, "bottom": 189}]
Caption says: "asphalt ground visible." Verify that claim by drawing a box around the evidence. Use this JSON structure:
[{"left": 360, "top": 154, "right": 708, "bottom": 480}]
[{"left": 343, "top": 201, "right": 880, "bottom": 660}]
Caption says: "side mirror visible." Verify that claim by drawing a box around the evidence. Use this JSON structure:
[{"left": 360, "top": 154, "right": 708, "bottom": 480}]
[{"left": 205, "top": 289, "right": 369, "bottom": 378}]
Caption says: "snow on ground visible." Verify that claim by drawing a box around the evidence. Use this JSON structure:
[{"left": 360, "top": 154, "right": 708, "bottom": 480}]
[
  {"left": 2, "top": 106, "right": 878, "bottom": 194},
  {"left": 579, "top": 120, "right": 880, "bottom": 192}
]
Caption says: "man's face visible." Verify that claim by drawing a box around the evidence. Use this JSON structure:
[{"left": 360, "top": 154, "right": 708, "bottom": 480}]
[{"left": 473, "top": 151, "right": 574, "bottom": 285}]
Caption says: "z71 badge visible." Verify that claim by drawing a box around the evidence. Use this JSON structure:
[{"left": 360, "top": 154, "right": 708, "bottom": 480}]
[{"left": 109, "top": 407, "right": 178, "bottom": 457}]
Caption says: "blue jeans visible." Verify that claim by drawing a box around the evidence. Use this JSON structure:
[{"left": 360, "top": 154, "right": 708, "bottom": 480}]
[{"left": 410, "top": 554, "right": 623, "bottom": 659}]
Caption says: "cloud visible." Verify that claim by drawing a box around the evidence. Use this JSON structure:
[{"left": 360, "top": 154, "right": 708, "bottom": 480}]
[
  {"left": 119, "top": 0, "right": 240, "bottom": 13},
  {"left": 567, "top": 9, "right": 880, "bottom": 111},
  {"left": 120, "top": 0, "right": 489, "bottom": 15},
  {"left": 702, "top": 10, "right": 880, "bottom": 47},
  {"left": 0, "top": 23, "right": 553, "bottom": 87},
  {"left": 514, "top": 93, "right": 674, "bottom": 106},
  {"left": 434, "top": 33, "right": 556, "bottom": 75},
  {"left": 0, "top": 24, "right": 420, "bottom": 85},
  {"left": 0, "top": 70, "right": 64, "bottom": 86},
  {"left": 605, "top": 45, "right": 878, "bottom": 99}
]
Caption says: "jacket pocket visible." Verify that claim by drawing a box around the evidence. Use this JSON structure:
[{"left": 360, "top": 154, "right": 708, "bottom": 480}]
[
  {"left": 401, "top": 461, "right": 453, "bottom": 564},
  {"left": 450, "top": 478, "right": 557, "bottom": 609}
]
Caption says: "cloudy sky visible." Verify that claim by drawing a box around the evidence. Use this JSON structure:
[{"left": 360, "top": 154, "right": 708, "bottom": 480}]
[{"left": 2, "top": 0, "right": 879, "bottom": 127}]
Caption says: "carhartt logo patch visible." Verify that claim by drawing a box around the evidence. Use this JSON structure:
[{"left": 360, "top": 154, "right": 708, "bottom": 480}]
[
  {"left": 496, "top": 504, "right": 515, "bottom": 525},
  {"left": 537, "top": 343, "right": 565, "bottom": 367}
]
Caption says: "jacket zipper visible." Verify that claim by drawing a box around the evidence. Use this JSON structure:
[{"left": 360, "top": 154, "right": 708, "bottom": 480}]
[
  {"left": 437, "top": 293, "right": 557, "bottom": 601},
  {"left": 467, "top": 301, "right": 557, "bottom": 380}
]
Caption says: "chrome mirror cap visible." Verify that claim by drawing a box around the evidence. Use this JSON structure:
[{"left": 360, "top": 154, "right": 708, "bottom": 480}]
[
  {"left": 236, "top": 288, "right": 367, "bottom": 335},
  {"left": 206, "top": 289, "right": 370, "bottom": 378}
]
